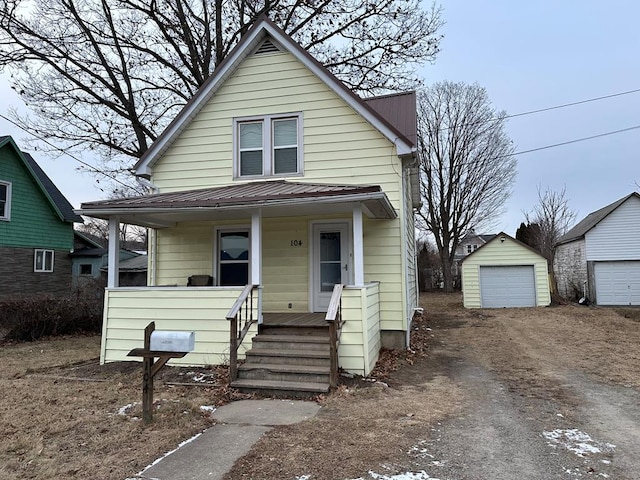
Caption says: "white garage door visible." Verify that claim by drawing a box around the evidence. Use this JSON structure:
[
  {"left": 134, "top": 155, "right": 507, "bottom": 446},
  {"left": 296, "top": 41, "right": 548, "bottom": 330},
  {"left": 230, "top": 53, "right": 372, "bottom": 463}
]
[
  {"left": 479, "top": 265, "right": 536, "bottom": 308},
  {"left": 594, "top": 261, "right": 640, "bottom": 305}
]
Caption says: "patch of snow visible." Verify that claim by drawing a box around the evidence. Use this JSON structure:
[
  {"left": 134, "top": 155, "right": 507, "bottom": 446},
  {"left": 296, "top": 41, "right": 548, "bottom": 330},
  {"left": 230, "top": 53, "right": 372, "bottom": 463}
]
[
  {"left": 543, "top": 429, "right": 616, "bottom": 458},
  {"left": 118, "top": 402, "right": 139, "bottom": 416},
  {"left": 598, "top": 474, "right": 610, "bottom": 478},
  {"left": 601, "top": 459, "right": 611, "bottom": 465},
  {"left": 199, "top": 405, "right": 216, "bottom": 413},
  {"left": 408, "top": 440, "right": 434, "bottom": 459},
  {"left": 368, "top": 471, "right": 438, "bottom": 480},
  {"left": 296, "top": 476, "right": 311, "bottom": 480}
]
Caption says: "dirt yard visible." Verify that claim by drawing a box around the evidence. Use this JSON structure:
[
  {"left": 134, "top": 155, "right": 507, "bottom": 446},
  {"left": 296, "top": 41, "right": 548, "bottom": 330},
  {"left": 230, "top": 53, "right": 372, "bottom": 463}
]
[{"left": 1, "top": 294, "right": 639, "bottom": 479}]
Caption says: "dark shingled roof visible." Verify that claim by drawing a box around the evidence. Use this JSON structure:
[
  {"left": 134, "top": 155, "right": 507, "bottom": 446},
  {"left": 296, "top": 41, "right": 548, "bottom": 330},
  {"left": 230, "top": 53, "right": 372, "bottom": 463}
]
[
  {"left": 556, "top": 192, "right": 640, "bottom": 245},
  {"left": 0, "top": 136, "right": 82, "bottom": 223}
]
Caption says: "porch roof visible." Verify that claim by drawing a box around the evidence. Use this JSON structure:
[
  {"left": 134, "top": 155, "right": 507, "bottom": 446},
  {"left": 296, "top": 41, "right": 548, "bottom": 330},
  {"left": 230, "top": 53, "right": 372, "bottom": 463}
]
[{"left": 77, "top": 180, "right": 397, "bottom": 227}]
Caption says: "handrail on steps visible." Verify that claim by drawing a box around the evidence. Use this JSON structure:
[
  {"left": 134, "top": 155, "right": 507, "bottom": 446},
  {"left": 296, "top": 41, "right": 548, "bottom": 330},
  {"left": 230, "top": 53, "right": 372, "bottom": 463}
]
[
  {"left": 325, "top": 284, "right": 345, "bottom": 389},
  {"left": 227, "top": 284, "right": 259, "bottom": 382}
]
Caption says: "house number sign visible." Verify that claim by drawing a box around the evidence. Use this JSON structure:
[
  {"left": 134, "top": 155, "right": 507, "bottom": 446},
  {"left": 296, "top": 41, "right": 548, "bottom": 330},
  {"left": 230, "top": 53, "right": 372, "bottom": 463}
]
[{"left": 290, "top": 240, "right": 303, "bottom": 247}]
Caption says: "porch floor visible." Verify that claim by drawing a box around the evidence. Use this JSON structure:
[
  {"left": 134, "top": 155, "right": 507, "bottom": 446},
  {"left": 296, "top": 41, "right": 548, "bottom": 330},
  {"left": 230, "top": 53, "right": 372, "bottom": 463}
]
[{"left": 262, "top": 312, "right": 326, "bottom": 327}]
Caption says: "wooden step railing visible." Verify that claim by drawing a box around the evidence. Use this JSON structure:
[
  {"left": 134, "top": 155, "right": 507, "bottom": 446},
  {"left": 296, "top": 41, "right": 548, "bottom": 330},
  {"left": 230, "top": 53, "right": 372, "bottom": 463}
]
[
  {"left": 227, "top": 284, "right": 259, "bottom": 382},
  {"left": 325, "top": 284, "right": 345, "bottom": 388}
]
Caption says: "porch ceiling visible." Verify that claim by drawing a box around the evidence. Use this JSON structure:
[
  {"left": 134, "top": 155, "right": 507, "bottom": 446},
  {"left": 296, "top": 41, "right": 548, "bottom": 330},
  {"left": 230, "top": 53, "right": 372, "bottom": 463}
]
[{"left": 76, "top": 180, "right": 397, "bottom": 227}]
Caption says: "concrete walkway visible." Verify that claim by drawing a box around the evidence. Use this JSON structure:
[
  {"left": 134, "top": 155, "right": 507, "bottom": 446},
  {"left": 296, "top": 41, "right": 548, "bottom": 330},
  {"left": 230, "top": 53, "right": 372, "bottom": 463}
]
[{"left": 135, "top": 399, "right": 321, "bottom": 480}]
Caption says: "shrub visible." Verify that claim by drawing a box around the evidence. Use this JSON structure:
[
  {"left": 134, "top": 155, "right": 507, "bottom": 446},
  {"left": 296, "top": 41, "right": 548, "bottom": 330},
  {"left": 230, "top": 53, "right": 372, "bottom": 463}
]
[{"left": 0, "top": 290, "right": 103, "bottom": 342}]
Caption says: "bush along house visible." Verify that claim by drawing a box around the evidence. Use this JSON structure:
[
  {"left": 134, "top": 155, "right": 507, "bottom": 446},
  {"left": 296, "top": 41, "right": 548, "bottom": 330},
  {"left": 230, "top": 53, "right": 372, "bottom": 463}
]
[
  {"left": 78, "top": 18, "right": 421, "bottom": 397},
  {"left": 0, "top": 136, "right": 82, "bottom": 300}
]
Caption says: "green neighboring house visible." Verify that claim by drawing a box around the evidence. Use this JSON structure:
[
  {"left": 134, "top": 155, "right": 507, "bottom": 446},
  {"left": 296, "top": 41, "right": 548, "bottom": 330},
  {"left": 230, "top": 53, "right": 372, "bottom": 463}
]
[{"left": 0, "top": 135, "right": 82, "bottom": 299}]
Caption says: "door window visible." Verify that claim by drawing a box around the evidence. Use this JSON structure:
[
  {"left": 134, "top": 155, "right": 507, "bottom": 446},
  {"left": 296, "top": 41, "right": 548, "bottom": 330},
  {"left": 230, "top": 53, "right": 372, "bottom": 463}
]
[
  {"left": 218, "top": 231, "right": 249, "bottom": 286},
  {"left": 320, "top": 232, "right": 342, "bottom": 291}
]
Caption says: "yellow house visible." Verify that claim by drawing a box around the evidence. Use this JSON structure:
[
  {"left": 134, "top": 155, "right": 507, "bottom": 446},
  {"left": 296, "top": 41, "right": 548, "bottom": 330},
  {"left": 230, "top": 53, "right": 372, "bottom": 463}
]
[
  {"left": 78, "top": 18, "right": 420, "bottom": 396},
  {"left": 461, "top": 232, "right": 551, "bottom": 308}
]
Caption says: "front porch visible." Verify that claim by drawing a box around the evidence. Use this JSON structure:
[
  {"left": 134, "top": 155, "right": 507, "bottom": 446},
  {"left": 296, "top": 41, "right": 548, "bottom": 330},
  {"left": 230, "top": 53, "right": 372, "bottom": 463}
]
[{"left": 100, "top": 282, "right": 381, "bottom": 377}]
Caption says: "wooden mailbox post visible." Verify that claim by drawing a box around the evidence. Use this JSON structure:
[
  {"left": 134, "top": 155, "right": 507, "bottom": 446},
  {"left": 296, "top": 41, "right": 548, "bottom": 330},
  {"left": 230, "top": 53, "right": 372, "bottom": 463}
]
[{"left": 127, "top": 322, "right": 194, "bottom": 424}]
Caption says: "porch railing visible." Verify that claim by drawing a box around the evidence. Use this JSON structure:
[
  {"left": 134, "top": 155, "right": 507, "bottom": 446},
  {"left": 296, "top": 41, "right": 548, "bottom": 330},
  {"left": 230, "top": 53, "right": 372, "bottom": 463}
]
[
  {"left": 227, "top": 284, "right": 259, "bottom": 382},
  {"left": 325, "top": 283, "right": 345, "bottom": 388}
]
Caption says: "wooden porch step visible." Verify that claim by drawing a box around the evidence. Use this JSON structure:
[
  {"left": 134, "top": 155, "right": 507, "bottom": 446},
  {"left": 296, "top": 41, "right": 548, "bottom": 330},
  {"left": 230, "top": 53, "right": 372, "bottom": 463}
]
[
  {"left": 237, "top": 362, "right": 330, "bottom": 384},
  {"left": 259, "top": 325, "right": 329, "bottom": 336},
  {"left": 230, "top": 378, "right": 329, "bottom": 399},
  {"left": 245, "top": 348, "right": 330, "bottom": 367},
  {"left": 252, "top": 334, "right": 329, "bottom": 351}
]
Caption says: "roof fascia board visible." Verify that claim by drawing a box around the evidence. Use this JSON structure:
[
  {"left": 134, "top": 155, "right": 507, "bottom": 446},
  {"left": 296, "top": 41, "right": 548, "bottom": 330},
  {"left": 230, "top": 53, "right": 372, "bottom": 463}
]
[
  {"left": 0, "top": 136, "right": 67, "bottom": 222},
  {"left": 135, "top": 19, "right": 413, "bottom": 177}
]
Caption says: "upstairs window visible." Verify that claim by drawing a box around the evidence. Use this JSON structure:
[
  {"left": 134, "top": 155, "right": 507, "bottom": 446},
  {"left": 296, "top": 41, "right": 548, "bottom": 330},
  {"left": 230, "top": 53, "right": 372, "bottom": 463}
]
[
  {"left": 235, "top": 114, "right": 302, "bottom": 178},
  {"left": 0, "top": 181, "right": 11, "bottom": 221},
  {"left": 34, "top": 249, "right": 54, "bottom": 273}
]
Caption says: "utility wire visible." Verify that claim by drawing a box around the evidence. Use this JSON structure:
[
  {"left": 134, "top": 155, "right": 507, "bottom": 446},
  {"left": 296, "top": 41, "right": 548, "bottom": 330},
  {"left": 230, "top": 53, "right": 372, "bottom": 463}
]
[
  {"left": 0, "top": 112, "right": 132, "bottom": 190},
  {"left": 506, "top": 87, "right": 640, "bottom": 120},
  {"left": 504, "top": 124, "right": 640, "bottom": 159}
]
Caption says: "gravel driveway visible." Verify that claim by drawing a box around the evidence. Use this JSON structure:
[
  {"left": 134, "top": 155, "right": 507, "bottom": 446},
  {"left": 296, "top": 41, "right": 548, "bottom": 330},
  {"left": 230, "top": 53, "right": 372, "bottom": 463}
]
[{"left": 407, "top": 297, "right": 640, "bottom": 480}]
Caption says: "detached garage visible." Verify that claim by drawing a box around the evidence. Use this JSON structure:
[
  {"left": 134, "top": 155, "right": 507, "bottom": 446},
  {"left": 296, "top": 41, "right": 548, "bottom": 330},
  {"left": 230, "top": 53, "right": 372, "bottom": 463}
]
[
  {"left": 461, "top": 232, "right": 551, "bottom": 308},
  {"left": 554, "top": 193, "right": 640, "bottom": 305}
]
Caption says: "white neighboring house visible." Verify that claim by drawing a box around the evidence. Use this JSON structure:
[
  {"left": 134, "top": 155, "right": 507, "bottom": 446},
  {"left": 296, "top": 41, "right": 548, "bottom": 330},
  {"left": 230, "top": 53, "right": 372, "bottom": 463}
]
[{"left": 554, "top": 192, "right": 640, "bottom": 305}]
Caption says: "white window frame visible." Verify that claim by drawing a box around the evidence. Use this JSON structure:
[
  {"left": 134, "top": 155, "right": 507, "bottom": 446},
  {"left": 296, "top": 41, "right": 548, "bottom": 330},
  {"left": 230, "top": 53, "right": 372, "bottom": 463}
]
[
  {"left": 0, "top": 180, "right": 11, "bottom": 221},
  {"left": 34, "top": 249, "right": 54, "bottom": 273},
  {"left": 233, "top": 113, "right": 303, "bottom": 179},
  {"left": 214, "top": 226, "right": 251, "bottom": 286}
]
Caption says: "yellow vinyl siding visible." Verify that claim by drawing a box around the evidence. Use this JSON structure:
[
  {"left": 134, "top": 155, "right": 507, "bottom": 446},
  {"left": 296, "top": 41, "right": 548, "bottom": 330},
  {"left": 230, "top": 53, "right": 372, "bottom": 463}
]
[
  {"left": 148, "top": 49, "right": 407, "bottom": 332},
  {"left": 101, "top": 287, "right": 257, "bottom": 365},
  {"left": 339, "top": 283, "right": 380, "bottom": 375},
  {"left": 461, "top": 237, "right": 551, "bottom": 308}
]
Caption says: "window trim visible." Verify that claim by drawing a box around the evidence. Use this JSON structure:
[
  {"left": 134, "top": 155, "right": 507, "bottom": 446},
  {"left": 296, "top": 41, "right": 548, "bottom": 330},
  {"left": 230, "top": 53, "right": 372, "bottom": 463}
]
[
  {"left": 34, "top": 249, "right": 55, "bottom": 273},
  {"left": 214, "top": 226, "right": 251, "bottom": 286},
  {"left": 233, "top": 113, "right": 303, "bottom": 179},
  {"left": 0, "top": 180, "right": 11, "bottom": 221}
]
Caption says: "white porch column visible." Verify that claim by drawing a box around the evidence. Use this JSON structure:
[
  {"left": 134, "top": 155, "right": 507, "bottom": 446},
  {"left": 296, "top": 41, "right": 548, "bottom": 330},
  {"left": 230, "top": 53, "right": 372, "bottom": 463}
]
[
  {"left": 107, "top": 216, "right": 121, "bottom": 288},
  {"left": 251, "top": 209, "right": 262, "bottom": 285},
  {"left": 353, "top": 204, "right": 364, "bottom": 286}
]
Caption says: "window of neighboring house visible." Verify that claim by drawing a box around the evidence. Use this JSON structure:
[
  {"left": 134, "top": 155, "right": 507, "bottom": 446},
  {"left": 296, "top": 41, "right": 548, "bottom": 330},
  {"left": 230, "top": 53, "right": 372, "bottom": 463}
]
[
  {"left": 466, "top": 245, "right": 472, "bottom": 254},
  {"left": 217, "top": 229, "right": 250, "bottom": 286},
  {"left": 80, "top": 264, "right": 93, "bottom": 276},
  {"left": 34, "top": 249, "right": 54, "bottom": 273},
  {"left": 235, "top": 114, "right": 302, "bottom": 178},
  {"left": 0, "top": 181, "right": 11, "bottom": 221},
  {"left": 473, "top": 244, "right": 478, "bottom": 251}
]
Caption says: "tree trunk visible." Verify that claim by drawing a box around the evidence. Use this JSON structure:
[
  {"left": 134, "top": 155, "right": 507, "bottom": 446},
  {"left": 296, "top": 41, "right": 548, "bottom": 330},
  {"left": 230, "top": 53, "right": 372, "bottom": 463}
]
[{"left": 439, "top": 249, "right": 454, "bottom": 293}]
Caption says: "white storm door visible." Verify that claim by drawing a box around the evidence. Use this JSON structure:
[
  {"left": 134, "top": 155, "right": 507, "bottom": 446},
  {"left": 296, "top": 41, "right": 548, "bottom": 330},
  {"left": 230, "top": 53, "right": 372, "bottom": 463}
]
[{"left": 312, "top": 223, "right": 350, "bottom": 312}]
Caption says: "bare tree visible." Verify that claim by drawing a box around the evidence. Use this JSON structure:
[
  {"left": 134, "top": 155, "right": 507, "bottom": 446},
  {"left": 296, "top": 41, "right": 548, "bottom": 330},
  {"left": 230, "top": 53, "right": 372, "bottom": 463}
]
[
  {"left": 0, "top": 0, "right": 443, "bottom": 189},
  {"left": 417, "top": 81, "right": 517, "bottom": 292},
  {"left": 524, "top": 185, "right": 577, "bottom": 271}
]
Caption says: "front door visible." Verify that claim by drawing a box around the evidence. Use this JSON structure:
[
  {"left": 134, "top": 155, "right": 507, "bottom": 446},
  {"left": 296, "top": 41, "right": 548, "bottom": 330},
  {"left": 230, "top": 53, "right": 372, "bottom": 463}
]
[{"left": 312, "top": 223, "right": 350, "bottom": 312}]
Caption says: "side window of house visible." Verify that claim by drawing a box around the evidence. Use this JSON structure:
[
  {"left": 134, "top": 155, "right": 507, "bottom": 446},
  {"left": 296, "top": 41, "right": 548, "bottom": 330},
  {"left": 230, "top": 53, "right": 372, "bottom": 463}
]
[
  {"left": 236, "top": 114, "right": 302, "bottom": 178},
  {"left": 80, "top": 264, "right": 93, "bottom": 275},
  {"left": 34, "top": 249, "right": 54, "bottom": 272},
  {"left": 473, "top": 244, "right": 478, "bottom": 251},
  {"left": 218, "top": 230, "right": 249, "bottom": 286},
  {"left": 466, "top": 245, "right": 472, "bottom": 254},
  {"left": 0, "top": 181, "right": 11, "bottom": 221}
]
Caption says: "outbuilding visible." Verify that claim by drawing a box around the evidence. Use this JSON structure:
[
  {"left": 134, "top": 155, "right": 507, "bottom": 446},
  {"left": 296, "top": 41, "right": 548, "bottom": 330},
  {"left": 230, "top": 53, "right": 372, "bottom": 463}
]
[{"left": 461, "top": 232, "right": 551, "bottom": 308}]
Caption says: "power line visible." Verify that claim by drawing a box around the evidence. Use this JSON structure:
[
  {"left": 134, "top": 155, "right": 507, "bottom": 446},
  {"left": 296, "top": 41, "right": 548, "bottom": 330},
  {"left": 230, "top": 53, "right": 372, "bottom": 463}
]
[
  {"left": 0, "top": 112, "right": 133, "bottom": 190},
  {"left": 506, "top": 87, "right": 640, "bottom": 120},
  {"left": 506, "top": 124, "right": 640, "bottom": 159}
]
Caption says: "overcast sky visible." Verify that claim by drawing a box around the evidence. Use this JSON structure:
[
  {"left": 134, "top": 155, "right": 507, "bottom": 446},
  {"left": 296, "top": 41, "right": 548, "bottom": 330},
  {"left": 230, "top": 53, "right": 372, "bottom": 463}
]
[{"left": 1, "top": 0, "right": 639, "bottom": 235}]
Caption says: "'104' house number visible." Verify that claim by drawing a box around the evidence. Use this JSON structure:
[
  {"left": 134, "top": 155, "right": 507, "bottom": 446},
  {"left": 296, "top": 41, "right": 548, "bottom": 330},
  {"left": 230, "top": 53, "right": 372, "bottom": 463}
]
[{"left": 290, "top": 240, "right": 303, "bottom": 247}]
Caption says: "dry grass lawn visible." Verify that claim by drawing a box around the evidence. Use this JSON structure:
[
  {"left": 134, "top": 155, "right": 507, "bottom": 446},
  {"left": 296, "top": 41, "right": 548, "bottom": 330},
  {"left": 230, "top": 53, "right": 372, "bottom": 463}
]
[{"left": 2, "top": 294, "right": 640, "bottom": 479}]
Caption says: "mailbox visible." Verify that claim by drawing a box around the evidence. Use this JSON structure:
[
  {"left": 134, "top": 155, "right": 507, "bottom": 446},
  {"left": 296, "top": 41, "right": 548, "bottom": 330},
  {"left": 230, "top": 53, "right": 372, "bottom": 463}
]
[{"left": 150, "top": 330, "right": 195, "bottom": 352}]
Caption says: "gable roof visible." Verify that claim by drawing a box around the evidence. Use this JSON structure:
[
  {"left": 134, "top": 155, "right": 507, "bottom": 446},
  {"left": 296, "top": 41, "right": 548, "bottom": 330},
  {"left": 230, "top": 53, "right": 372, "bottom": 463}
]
[
  {"left": 134, "top": 17, "right": 416, "bottom": 179},
  {"left": 556, "top": 192, "right": 640, "bottom": 246},
  {"left": 0, "top": 135, "right": 82, "bottom": 223},
  {"left": 461, "top": 231, "right": 545, "bottom": 262}
]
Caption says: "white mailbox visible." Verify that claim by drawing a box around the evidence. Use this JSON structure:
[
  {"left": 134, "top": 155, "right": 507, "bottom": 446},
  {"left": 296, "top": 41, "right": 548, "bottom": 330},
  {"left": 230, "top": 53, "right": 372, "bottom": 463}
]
[{"left": 150, "top": 331, "right": 195, "bottom": 352}]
